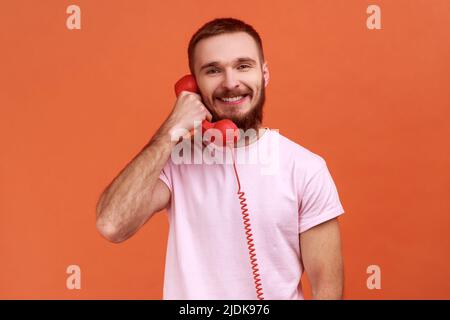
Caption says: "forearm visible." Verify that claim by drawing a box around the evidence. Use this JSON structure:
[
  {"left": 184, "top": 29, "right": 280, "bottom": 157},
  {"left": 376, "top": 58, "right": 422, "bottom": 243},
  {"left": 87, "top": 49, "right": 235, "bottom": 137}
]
[
  {"left": 96, "top": 119, "right": 178, "bottom": 241},
  {"left": 311, "top": 281, "right": 343, "bottom": 300},
  {"left": 310, "top": 270, "right": 344, "bottom": 300}
]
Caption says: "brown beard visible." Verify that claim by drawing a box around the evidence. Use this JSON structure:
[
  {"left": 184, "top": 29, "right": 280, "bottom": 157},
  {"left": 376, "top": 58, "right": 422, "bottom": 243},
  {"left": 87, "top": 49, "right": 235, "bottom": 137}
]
[{"left": 207, "top": 77, "right": 266, "bottom": 131}]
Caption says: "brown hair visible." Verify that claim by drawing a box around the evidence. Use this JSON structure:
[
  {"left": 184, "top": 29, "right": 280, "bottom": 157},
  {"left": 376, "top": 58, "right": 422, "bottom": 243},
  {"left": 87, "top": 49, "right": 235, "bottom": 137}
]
[{"left": 188, "top": 18, "right": 265, "bottom": 75}]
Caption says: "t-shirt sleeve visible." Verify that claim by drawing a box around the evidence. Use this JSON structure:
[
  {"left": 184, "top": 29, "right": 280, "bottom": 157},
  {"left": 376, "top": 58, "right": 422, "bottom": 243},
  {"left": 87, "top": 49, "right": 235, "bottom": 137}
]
[
  {"left": 158, "top": 160, "right": 172, "bottom": 192},
  {"left": 298, "top": 161, "right": 345, "bottom": 233}
]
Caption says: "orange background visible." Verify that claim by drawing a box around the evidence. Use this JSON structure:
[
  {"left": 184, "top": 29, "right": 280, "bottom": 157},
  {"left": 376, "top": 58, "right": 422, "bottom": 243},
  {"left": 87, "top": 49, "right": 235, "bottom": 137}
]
[{"left": 1, "top": 0, "right": 449, "bottom": 299}]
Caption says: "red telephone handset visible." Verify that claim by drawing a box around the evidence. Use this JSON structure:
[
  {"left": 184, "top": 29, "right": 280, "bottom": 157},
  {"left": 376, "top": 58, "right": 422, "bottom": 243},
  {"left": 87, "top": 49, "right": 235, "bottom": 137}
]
[{"left": 174, "top": 74, "right": 239, "bottom": 146}]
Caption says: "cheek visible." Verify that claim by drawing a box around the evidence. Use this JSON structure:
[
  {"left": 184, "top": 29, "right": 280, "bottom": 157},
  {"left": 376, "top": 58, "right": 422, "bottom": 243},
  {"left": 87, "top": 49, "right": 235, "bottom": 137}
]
[
  {"left": 204, "top": 94, "right": 218, "bottom": 109},
  {"left": 200, "top": 84, "right": 217, "bottom": 99},
  {"left": 198, "top": 88, "right": 214, "bottom": 105}
]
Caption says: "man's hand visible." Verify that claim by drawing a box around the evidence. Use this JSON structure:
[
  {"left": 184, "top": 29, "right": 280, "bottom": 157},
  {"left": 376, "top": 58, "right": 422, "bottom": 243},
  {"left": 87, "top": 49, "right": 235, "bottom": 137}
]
[
  {"left": 300, "top": 218, "right": 344, "bottom": 299},
  {"left": 167, "top": 91, "right": 212, "bottom": 140}
]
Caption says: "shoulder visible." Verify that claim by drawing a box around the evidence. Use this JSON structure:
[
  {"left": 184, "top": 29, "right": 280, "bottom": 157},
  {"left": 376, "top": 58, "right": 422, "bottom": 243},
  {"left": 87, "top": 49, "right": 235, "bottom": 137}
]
[{"left": 267, "top": 129, "right": 326, "bottom": 174}]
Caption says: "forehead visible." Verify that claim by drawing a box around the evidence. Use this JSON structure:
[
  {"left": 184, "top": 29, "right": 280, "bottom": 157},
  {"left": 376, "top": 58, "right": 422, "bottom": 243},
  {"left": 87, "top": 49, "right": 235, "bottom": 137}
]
[{"left": 194, "top": 32, "right": 260, "bottom": 70}]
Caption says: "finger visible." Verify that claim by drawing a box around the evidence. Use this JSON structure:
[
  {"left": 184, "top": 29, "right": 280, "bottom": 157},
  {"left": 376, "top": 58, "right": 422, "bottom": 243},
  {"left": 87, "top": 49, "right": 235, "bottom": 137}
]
[
  {"left": 204, "top": 109, "right": 213, "bottom": 122},
  {"left": 183, "top": 129, "right": 193, "bottom": 140},
  {"left": 181, "top": 91, "right": 201, "bottom": 100}
]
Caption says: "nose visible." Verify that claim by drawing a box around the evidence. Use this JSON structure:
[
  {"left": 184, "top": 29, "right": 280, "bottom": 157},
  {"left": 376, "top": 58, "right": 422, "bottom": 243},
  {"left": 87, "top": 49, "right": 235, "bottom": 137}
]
[{"left": 222, "top": 68, "right": 240, "bottom": 91}]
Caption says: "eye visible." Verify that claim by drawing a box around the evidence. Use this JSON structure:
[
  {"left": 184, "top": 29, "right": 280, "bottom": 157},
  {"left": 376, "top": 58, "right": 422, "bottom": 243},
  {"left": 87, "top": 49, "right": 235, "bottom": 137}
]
[
  {"left": 206, "top": 68, "right": 220, "bottom": 74},
  {"left": 238, "top": 64, "right": 251, "bottom": 70}
]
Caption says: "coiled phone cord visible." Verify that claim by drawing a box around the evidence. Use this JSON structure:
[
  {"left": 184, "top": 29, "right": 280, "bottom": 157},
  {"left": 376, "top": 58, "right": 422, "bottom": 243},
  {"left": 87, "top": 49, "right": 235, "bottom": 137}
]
[{"left": 230, "top": 147, "right": 265, "bottom": 300}]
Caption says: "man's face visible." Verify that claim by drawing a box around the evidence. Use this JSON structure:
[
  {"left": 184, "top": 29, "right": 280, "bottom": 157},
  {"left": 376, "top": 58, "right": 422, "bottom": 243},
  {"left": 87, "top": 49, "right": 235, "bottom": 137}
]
[{"left": 193, "top": 32, "right": 269, "bottom": 131}]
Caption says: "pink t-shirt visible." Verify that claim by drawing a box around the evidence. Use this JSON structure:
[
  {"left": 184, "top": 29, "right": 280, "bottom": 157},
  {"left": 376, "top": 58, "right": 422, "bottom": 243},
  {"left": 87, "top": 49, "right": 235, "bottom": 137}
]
[{"left": 158, "top": 128, "right": 344, "bottom": 299}]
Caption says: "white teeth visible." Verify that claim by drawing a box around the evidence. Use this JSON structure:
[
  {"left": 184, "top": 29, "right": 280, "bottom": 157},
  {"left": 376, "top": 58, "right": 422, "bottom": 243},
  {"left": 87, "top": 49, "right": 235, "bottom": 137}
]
[{"left": 220, "top": 95, "right": 244, "bottom": 102}]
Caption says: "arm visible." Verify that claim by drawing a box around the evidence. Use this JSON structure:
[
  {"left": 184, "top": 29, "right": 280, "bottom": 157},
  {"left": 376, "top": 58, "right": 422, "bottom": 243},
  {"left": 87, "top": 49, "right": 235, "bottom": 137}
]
[
  {"left": 95, "top": 123, "right": 175, "bottom": 243},
  {"left": 96, "top": 91, "right": 212, "bottom": 243},
  {"left": 300, "top": 218, "right": 344, "bottom": 299}
]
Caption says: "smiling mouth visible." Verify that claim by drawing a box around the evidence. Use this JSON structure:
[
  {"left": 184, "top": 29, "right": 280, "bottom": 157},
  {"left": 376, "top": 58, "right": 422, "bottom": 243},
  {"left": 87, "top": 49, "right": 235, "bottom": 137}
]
[{"left": 215, "top": 94, "right": 251, "bottom": 105}]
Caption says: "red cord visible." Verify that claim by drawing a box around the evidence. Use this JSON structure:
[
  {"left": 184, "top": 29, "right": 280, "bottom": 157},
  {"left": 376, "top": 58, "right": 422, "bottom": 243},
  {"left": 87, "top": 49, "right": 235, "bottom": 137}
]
[{"left": 230, "top": 147, "right": 265, "bottom": 300}]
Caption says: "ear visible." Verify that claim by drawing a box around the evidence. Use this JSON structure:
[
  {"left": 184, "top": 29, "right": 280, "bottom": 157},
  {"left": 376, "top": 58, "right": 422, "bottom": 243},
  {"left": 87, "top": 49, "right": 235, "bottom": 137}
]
[{"left": 262, "top": 62, "right": 270, "bottom": 87}]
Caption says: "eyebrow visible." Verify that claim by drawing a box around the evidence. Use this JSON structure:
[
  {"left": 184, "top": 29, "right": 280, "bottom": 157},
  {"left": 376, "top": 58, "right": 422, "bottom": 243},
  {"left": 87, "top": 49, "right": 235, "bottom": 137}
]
[{"left": 199, "top": 57, "right": 257, "bottom": 71}]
